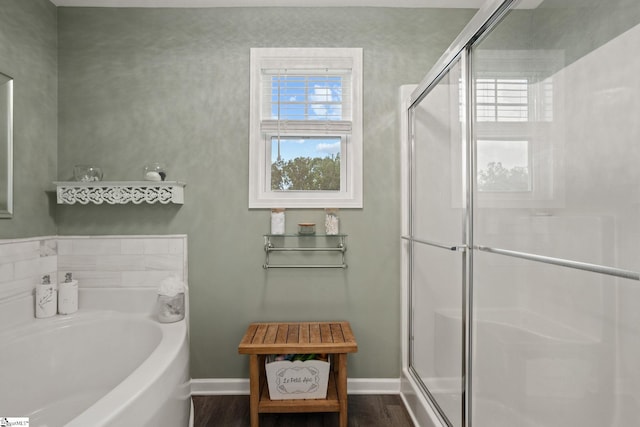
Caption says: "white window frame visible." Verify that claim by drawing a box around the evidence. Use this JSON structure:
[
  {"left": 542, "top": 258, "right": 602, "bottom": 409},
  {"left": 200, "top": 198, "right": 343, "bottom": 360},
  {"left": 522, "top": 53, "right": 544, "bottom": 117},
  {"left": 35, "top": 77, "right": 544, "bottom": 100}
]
[{"left": 249, "top": 47, "right": 363, "bottom": 209}]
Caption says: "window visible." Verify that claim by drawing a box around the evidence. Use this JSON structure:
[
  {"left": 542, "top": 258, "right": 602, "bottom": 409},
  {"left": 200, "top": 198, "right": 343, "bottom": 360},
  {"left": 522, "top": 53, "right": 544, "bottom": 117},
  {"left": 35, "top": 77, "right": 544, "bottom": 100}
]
[{"left": 249, "top": 48, "right": 363, "bottom": 208}]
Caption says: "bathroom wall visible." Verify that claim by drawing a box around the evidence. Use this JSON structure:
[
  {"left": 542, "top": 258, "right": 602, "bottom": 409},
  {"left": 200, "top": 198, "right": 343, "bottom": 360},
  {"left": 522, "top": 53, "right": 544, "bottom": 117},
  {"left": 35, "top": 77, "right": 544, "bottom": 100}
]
[
  {"left": 0, "top": 236, "right": 57, "bottom": 303},
  {"left": 0, "top": 0, "right": 58, "bottom": 238},
  {"left": 0, "top": 235, "right": 187, "bottom": 328},
  {"left": 55, "top": 7, "right": 476, "bottom": 379},
  {"left": 56, "top": 235, "right": 187, "bottom": 288}
]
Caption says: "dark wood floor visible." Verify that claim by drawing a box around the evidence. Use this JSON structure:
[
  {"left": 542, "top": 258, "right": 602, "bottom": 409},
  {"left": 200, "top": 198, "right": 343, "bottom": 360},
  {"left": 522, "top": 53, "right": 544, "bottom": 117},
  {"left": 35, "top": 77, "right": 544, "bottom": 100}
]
[{"left": 193, "top": 394, "right": 415, "bottom": 427}]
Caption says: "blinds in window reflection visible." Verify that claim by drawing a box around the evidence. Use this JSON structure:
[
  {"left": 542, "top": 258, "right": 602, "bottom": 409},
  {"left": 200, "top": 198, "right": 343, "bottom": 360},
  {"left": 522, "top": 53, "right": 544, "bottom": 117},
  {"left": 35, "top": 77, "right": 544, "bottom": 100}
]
[{"left": 476, "top": 78, "right": 529, "bottom": 122}]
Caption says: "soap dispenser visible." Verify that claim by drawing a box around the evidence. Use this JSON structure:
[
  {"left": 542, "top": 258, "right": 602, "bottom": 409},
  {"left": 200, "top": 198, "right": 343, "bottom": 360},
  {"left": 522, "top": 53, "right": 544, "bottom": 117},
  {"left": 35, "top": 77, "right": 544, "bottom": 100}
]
[
  {"left": 58, "top": 272, "right": 78, "bottom": 315},
  {"left": 35, "top": 275, "right": 57, "bottom": 318}
]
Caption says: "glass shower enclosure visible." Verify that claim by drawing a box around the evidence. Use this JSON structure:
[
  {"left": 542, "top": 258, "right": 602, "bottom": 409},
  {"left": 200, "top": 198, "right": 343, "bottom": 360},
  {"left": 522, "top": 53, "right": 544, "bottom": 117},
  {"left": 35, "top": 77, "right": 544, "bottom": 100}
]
[{"left": 402, "top": 0, "right": 640, "bottom": 426}]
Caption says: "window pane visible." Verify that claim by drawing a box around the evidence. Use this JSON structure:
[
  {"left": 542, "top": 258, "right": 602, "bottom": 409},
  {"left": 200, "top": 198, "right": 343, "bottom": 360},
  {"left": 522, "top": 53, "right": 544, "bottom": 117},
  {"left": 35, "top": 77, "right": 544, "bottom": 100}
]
[
  {"left": 477, "top": 139, "right": 531, "bottom": 192},
  {"left": 269, "top": 75, "right": 345, "bottom": 121},
  {"left": 270, "top": 136, "right": 341, "bottom": 191}
]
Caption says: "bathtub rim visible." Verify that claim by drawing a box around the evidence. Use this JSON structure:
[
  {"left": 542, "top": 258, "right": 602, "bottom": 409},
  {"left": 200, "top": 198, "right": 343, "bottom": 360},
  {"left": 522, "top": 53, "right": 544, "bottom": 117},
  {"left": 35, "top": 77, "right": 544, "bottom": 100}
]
[
  {"left": 64, "top": 310, "right": 188, "bottom": 427},
  {"left": 0, "top": 308, "right": 161, "bottom": 342}
]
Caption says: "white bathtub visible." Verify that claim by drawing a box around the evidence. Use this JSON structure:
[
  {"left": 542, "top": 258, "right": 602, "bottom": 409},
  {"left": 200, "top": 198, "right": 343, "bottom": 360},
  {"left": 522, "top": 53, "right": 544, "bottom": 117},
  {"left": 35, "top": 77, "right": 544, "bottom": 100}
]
[{"left": 0, "top": 307, "right": 191, "bottom": 427}]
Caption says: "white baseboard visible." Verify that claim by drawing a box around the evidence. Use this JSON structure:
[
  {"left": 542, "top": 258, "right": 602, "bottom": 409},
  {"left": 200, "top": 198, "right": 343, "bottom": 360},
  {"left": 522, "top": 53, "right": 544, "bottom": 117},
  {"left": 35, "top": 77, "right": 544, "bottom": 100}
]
[
  {"left": 347, "top": 378, "right": 401, "bottom": 394},
  {"left": 190, "top": 378, "right": 401, "bottom": 396},
  {"left": 191, "top": 378, "right": 250, "bottom": 395}
]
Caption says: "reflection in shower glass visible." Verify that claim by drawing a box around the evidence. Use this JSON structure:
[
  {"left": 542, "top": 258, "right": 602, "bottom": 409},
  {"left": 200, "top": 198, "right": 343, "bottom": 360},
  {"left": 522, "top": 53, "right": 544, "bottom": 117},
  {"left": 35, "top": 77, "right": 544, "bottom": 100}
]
[
  {"left": 477, "top": 139, "right": 530, "bottom": 192},
  {"left": 476, "top": 78, "right": 528, "bottom": 122},
  {"left": 471, "top": 1, "right": 640, "bottom": 426}
]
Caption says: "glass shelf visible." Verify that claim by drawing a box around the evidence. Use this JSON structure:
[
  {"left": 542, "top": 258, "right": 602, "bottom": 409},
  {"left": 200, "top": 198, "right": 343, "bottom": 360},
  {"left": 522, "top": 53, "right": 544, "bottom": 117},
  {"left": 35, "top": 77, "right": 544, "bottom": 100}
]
[
  {"left": 263, "top": 234, "right": 347, "bottom": 269},
  {"left": 264, "top": 234, "right": 347, "bottom": 238}
]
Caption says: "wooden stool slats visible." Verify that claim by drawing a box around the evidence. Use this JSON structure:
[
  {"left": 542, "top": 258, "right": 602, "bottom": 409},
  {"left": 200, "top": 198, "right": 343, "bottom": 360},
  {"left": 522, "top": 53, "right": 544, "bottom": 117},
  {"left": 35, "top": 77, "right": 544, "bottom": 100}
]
[
  {"left": 238, "top": 321, "right": 357, "bottom": 427},
  {"left": 341, "top": 323, "right": 357, "bottom": 344},
  {"left": 299, "top": 323, "right": 310, "bottom": 343},
  {"left": 330, "top": 323, "right": 345, "bottom": 342},
  {"left": 274, "top": 324, "right": 288, "bottom": 344},
  {"left": 239, "top": 321, "right": 357, "bottom": 355},
  {"left": 261, "top": 324, "right": 275, "bottom": 343},
  {"left": 310, "top": 323, "right": 321, "bottom": 343},
  {"left": 286, "top": 323, "right": 299, "bottom": 343},
  {"left": 239, "top": 323, "right": 259, "bottom": 347}
]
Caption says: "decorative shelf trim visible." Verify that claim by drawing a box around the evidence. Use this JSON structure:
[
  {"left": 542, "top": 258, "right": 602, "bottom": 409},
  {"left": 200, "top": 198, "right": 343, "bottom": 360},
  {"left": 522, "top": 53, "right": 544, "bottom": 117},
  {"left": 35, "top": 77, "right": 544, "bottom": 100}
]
[{"left": 53, "top": 181, "right": 185, "bottom": 205}]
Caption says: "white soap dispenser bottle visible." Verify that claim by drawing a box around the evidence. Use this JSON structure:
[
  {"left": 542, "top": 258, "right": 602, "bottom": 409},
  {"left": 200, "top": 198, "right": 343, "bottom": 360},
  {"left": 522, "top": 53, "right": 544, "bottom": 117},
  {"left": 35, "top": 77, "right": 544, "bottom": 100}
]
[
  {"left": 58, "top": 272, "right": 78, "bottom": 315},
  {"left": 35, "top": 275, "right": 57, "bottom": 318}
]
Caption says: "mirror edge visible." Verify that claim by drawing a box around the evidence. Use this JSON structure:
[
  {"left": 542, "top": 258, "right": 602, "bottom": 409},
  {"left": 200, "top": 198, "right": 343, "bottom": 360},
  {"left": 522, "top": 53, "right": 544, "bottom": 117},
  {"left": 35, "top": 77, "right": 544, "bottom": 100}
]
[{"left": 0, "top": 75, "right": 13, "bottom": 219}]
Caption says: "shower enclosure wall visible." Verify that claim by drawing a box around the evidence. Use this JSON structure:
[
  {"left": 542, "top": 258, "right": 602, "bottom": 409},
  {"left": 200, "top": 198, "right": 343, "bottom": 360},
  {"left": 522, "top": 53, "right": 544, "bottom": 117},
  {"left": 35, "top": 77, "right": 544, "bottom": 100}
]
[{"left": 400, "top": 1, "right": 640, "bottom": 426}]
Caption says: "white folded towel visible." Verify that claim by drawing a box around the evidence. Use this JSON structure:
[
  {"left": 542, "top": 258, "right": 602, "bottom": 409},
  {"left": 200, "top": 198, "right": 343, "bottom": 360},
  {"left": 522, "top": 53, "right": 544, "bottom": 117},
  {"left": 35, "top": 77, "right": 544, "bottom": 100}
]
[{"left": 158, "top": 275, "right": 186, "bottom": 297}]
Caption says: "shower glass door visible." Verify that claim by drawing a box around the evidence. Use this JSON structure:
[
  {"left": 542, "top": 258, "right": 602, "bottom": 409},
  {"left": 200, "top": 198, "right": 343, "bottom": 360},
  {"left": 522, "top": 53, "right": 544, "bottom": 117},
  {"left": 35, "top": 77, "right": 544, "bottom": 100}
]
[
  {"left": 409, "top": 57, "right": 467, "bottom": 427},
  {"left": 470, "top": 1, "right": 640, "bottom": 426},
  {"left": 404, "top": 1, "right": 640, "bottom": 426}
]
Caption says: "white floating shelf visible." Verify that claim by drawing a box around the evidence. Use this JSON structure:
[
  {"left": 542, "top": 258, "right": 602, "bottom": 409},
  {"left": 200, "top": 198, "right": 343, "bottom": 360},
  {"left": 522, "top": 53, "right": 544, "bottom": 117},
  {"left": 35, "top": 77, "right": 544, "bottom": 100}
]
[{"left": 53, "top": 181, "right": 185, "bottom": 205}]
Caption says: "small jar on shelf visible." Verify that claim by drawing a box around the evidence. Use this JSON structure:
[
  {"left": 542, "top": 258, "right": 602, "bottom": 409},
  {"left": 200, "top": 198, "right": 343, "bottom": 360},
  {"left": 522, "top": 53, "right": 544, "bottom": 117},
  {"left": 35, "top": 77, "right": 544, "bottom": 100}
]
[
  {"left": 73, "top": 165, "right": 103, "bottom": 182},
  {"left": 325, "top": 208, "right": 339, "bottom": 235},
  {"left": 143, "top": 162, "right": 167, "bottom": 182},
  {"left": 270, "top": 208, "right": 285, "bottom": 235}
]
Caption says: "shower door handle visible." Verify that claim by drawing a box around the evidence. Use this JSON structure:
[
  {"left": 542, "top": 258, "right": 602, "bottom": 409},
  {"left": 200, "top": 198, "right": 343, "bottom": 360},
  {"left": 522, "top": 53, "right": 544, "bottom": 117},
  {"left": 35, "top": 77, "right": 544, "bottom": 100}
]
[{"left": 402, "top": 236, "right": 468, "bottom": 252}]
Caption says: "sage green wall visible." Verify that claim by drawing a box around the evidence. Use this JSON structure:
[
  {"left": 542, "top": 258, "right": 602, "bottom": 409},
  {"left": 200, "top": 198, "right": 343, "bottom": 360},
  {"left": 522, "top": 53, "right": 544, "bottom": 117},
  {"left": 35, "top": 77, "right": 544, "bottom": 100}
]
[
  {"left": 0, "top": 0, "right": 57, "bottom": 238},
  {"left": 56, "top": 7, "right": 474, "bottom": 379}
]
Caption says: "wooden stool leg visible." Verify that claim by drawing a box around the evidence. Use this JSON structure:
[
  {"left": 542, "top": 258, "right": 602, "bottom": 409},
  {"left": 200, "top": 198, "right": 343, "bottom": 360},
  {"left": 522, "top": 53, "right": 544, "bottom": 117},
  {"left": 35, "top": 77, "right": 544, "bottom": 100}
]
[
  {"left": 336, "top": 353, "right": 348, "bottom": 427},
  {"left": 249, "top": 354, "right": 260, "bottom": 427}
]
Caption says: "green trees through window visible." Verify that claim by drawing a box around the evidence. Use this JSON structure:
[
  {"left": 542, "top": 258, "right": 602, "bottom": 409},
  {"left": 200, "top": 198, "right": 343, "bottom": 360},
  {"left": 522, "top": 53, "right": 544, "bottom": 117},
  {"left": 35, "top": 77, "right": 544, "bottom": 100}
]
[{"left": 271, "top": 154, "right": 340, "bottom": 191}]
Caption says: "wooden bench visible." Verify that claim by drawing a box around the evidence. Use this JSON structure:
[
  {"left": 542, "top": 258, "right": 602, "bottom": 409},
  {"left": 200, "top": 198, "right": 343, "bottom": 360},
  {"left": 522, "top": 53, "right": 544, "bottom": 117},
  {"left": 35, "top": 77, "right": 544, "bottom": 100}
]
[{"left": 238, "top": 321, "right": 358, "bottom": 427}]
